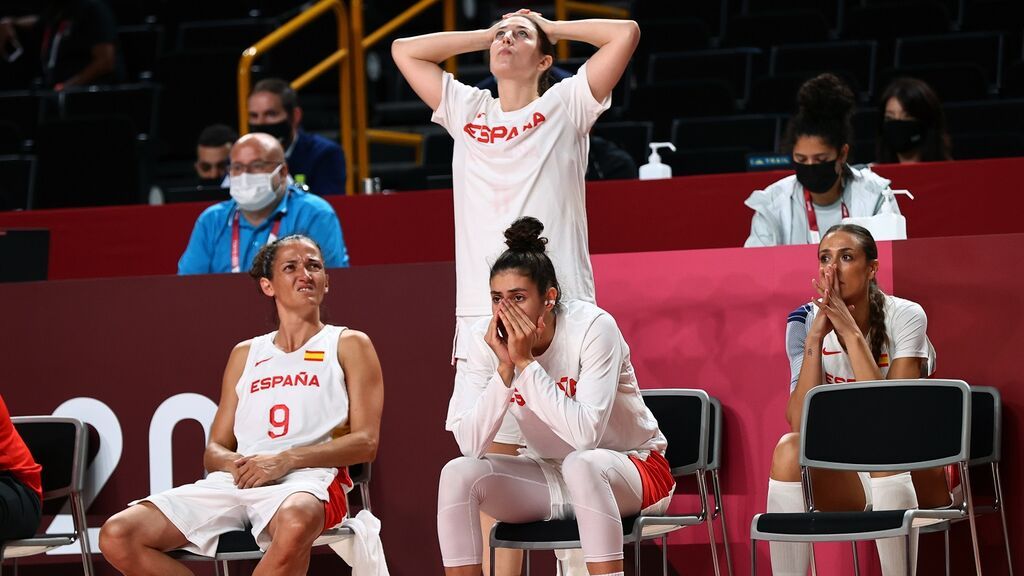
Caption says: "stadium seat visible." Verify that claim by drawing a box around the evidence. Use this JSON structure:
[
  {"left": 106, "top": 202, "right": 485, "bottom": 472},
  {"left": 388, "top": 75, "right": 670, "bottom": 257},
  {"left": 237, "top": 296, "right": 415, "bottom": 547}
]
[
  {"left": 895, "top": 32, "right": 1004, "bottom": 91},
  {"left": 0, "top": 155, "right": 36, "bottom": 211},
  {"left": 629, "top": 80, "right": 737, "bottom": 137},
  {"left": 771, "top": 40, "right": 878, "bottom": 99},
  {"left": 672, "top": 114, "right": 781, "bottom": 153},
  {"left": 117, "top": 25, "right": 164, "bottom": 81},
  {"left": 175, "top": 18, "right": 275, "bottom": 52},
  {"left": 879, "top": 64, "right": 990, "bottom": 101},
  {"left": 591, "top": 121, "right": 654, "bottom": 166},
  {"left": 34, "top": 116, "right": 142, "bottom": 208},
  {"left": 61, "top": 84, "right": 160, "bottom": 138},
  {"left": 727, "top": 10, "right": 831, "bottom": 48},
  {"left": 647, "top": 48, "right": 762, "bottom": 102},
  {"left": 747, "top": 74, "right": 806, "bottom": 114}
]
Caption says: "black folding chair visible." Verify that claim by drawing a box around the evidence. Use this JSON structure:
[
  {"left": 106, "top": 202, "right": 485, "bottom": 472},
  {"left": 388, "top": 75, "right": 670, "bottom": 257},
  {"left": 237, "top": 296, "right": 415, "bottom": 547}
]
[
  {"left": 920, "top": 386, "right": 1013, "bottom": 576},
  {"left": 1, "top": 417, "right": 94, "bottom": 576},
  {"left": 489, "top": 388, "right": 718, "bottom": 576},
  {"left": 750, "top": 379, "right": 982, "bottom": 576},
  {"left": 169, "top": 462, "right": 372, "bottom": 576}
]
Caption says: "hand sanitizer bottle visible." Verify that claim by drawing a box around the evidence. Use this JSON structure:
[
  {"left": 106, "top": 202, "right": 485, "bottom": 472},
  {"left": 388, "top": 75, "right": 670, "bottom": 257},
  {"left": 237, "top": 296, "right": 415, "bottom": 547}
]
[{"left": 639, "top": 142, "right": 676, "bottom": 180}]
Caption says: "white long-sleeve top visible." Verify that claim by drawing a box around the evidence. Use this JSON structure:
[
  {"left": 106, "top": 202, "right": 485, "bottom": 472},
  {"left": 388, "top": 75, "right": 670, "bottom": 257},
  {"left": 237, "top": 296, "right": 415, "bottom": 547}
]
[{"left": 445, "top": 300, "right": 667, "bottom": 460}]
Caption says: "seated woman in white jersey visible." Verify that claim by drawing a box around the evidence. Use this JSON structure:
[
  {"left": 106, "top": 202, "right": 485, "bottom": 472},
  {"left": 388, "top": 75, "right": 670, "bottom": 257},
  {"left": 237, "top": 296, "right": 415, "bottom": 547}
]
[
  {"left": 767, "top": 224, "right": 950, "bottom": 576},
  {"left": 99, "top": 234, "right": 384, "bottom": 576},
  {"left": 438, "top": 217, "right": 674, "bottom": 576},
  {"left": 393, "top": 11, "right": 639, "bottom": 574},
  {"left": 744, "top": 74, "right": 904, "bottom": 248}
]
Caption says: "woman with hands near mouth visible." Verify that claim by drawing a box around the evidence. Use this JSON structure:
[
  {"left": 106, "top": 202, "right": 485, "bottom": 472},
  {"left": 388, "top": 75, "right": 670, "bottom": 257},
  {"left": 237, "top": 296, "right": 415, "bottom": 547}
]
[
  {"left": 438, "top": 217, "right": 674, "bottom": 576},
  {"left": 766, "top": 224, "right": 948, "bottom": 576},
  {"left": 100, "top": 235, "right": 383, "bottom": 576}
]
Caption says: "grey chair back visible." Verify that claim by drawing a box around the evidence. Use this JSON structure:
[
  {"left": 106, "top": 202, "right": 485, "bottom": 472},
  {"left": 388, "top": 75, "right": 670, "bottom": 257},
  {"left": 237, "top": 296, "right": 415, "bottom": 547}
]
[
  {"left": 968, "top": 386, "right": 1000, "bottom": 465},
  {"left": 800, "top": 379, "right": 970, "bottom": 472},
  {"left": 641, "top": 389, "right": 711, "bottom": 476},
  {"left": 11, "top": 417, "right": 88, "bottom": 506}
]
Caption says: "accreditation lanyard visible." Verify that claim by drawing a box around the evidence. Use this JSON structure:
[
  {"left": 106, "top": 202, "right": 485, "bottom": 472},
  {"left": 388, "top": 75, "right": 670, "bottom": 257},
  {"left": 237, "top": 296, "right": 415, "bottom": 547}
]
[
  {"left": 804, "top": 190, "right": 849, "bottom": 243},
  {"left": 231, "top": 210, "right": 283, "bottom": 273}
]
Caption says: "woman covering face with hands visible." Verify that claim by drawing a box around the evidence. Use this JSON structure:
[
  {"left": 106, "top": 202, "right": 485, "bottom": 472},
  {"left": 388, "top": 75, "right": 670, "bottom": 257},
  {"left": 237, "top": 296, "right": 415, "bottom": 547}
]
[
  {"left": 439, "top": 217, "right": 673, "bottom": 576},
  {"left": 766, "top": 224, "right": 949, "bottom": 576}
]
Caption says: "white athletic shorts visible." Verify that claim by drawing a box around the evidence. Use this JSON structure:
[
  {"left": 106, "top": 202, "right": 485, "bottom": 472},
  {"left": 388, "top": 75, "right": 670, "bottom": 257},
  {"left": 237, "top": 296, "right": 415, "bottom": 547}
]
[{"left": 132, "top": 467, "right": 339, "bottom": 556}]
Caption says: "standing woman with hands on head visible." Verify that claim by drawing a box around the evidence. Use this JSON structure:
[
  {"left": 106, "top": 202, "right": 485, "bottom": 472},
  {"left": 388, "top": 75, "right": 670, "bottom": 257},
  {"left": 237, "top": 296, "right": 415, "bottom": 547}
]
[{"left": 393, "top": 10, "right": 639, "bottom": 574}]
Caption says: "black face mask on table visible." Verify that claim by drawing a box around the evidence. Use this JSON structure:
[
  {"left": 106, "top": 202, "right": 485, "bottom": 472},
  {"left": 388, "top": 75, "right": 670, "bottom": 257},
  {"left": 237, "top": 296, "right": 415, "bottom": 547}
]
[
  {"left": 250, "top": 120, "right": 294, "bottom": 149},
  {"left": 794, "top": 160, "right": 840, "bottom": 194},
  {"left": 883, "top": 119, "right": 926, "bottom": 154}
]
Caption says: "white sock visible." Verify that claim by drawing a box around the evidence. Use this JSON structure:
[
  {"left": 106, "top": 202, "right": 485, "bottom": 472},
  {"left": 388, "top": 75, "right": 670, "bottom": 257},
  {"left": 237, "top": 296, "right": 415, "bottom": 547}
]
[
  {"left": 871, "top": 473, "right": 919, "bottom": 576},
  {"left": 767, "top": 478, "right": 809, "bottom": 576},
  {"left": 554, "top": 548, "right": 587, "bottom": 576}
]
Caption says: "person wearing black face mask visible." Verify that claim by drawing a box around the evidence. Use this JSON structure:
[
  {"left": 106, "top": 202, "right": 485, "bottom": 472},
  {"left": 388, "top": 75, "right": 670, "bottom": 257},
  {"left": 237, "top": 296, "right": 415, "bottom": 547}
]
[
  {"left": 876, "top": 77, "right": 952, "bottom": 164},
  {"left": 247, "top": 78, "right": 347, "bottom": 196},
  {"left": 744, "top": 73, "right": 905, "bottom": 247},
  {"left": 194, "top": 123, "right": 237, "bottom": 187}
]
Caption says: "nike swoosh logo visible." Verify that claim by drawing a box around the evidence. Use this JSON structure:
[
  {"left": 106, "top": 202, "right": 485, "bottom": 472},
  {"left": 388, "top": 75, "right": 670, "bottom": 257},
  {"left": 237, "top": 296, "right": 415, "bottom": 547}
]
[
  {"left": 822, "top": 349, "right": 843, "bottom": 356},
  {"left": 255, "top": 357, "right": 273, "bottom": 367}
]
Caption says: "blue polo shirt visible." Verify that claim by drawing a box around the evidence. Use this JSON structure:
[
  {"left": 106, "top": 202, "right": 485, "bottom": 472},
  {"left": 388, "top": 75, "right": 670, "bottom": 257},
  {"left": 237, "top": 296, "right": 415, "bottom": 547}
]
[{"left": 177, "top": 187, "right": 349, "bottom": 275}]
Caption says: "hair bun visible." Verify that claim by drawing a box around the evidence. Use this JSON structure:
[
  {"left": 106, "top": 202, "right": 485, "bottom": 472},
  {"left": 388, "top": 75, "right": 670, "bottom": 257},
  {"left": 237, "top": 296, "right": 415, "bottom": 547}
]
[
  {"left": 504, "top": 216, "right": 548, "bottom": 253},
  {"left": 797, "top": 73, "right": 855, "bottom": 121}
]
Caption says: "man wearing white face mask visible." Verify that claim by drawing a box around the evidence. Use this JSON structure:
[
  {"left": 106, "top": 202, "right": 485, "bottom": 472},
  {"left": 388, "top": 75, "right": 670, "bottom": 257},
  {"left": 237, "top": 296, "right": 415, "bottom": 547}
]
[{"left": 178, "top": 133, "right": 349, "bottom": 274}]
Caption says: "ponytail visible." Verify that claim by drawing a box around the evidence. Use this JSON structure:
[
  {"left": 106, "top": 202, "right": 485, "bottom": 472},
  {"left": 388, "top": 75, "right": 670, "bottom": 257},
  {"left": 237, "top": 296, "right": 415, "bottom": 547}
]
[{"left": 867, "top": 281, "right": 889, "bottom": 364}]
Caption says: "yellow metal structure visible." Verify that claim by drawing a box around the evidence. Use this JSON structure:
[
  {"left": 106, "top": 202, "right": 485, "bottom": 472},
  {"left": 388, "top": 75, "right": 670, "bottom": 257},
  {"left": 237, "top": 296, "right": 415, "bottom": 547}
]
[
  {"left": 237, "top": 0, "right": 354, "bottom": 193},
  {"left": 238, "top": 0, "right": 458, "bottom": 193},
  {"left": 351, "top": 0, "right": 456, "bottom": 189},
  {"left": 553, "top": 0, "right": 630, "bottom": 60}
]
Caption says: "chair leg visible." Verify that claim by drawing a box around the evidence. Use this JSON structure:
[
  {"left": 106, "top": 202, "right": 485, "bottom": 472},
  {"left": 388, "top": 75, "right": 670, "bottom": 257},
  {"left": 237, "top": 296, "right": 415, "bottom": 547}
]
[
  {"left": 750, "top": 538, "right": 757, "bottom": 576},
  {"left": 634, "top": 537, "right": 641, "bottom": 576},
  {"left": 698, "top": 472, "right": 722, "bottom": 576},
  {"left": 525, "top": 550, "right": 531, "bottom": 576},
  {"left": 905, "top": 534, "right": 913, "bottom": 576},
  {"left": 713, "top": 470, "right": 734, "bottom": 576},
  {"left": 809, "top": 543, "right": 818, "bottom": 576},
  {"left": 961, "top": 463, "right": 983, "bottom": 575},
  {"left": 489, "top": 544, "right": 496, "bottom": 576},
  {"left": 851, "top": 542, "right": 860, "bottom": 576},
  {"left": 993, "top": 464, "right": 1014, "bottom": 576},
  {"left": 944, "top": 529, "right": 951, "bottom": 576},
  {"left": 662, "top": 535, "right": 668, "bottom": 576},
  {"left": 70, "top": 494, "right": 95, "bottom": 576}
]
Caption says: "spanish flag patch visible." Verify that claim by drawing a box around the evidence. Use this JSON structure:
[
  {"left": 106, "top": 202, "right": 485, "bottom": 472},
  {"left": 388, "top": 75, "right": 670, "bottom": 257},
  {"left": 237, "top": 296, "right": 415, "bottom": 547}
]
[
  {"left": 304, "top": 350, "right": 325, "bottom": 362},
  {"left": 878, "top": 353, "right": 890, "bottom": 368}
]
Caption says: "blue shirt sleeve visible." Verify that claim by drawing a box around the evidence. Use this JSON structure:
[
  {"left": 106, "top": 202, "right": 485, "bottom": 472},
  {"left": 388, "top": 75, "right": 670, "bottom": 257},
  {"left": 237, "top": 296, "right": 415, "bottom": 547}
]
[
  {"left": 786, "top": 303, "right": 813, "bottom": 392},
  {"left": 177, "top": 211, "right": 216, "bottom": 275}
]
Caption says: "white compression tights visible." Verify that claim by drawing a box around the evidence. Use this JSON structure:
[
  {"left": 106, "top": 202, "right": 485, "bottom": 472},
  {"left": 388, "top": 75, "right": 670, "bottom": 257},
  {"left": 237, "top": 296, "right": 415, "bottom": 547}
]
[
  {"left": 766, "top": 472, "right": 919, "bottom": 576},
  {"left": 437, "top": 450, "right": 644, "bottom": 567}
]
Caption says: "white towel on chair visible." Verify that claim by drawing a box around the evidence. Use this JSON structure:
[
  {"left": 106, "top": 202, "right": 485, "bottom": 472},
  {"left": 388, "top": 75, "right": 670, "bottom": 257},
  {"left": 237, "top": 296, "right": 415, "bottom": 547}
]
[{"left": 329, "top": 509, "right": 391, "bottom": 576}]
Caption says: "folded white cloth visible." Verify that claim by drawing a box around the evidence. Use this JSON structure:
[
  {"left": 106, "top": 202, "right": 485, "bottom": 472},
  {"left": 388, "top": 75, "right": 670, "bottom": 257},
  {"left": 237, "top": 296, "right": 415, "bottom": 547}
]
[{"left": 329, "top": 510, "right": 390, "bottom": 576}]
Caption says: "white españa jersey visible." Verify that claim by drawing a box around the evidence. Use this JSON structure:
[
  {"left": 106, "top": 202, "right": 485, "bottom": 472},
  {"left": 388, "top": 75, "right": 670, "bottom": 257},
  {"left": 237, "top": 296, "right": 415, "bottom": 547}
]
[
  {"left": 234, "top": 325, "right": 349, "bottom": 457},
  {"left": 432, "top": 64, "right": 610, "bottom": 320},
  {"left": 786, "top": 294, "right": 937, "bottom": 392},
  {"left": 449, "top": 300, "right": 667, "bottom": 460}
]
